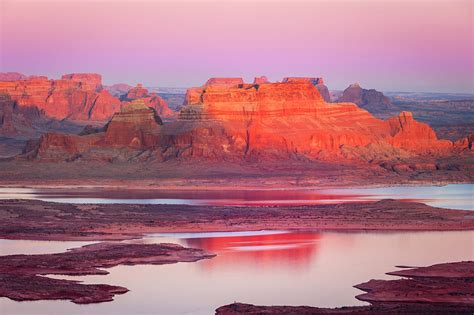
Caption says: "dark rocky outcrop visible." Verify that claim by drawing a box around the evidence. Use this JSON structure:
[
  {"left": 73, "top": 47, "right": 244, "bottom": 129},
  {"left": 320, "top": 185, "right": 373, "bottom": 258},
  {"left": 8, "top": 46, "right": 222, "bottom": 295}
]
[{"left": 338, "top": 83, "right": 393, "bottom": 112}]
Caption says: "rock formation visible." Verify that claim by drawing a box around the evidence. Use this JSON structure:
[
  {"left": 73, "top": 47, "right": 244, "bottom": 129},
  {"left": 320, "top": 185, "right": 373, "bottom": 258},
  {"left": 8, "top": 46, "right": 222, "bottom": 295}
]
[
  {"left": 0, "top": 72, "right": 27, "bottom": 81},
  {"left": 104, "top": 83, "right": 133, "bottom": 97},
  {"left": 338, "top": 83, "right": 393, "bottom": 112},
  {"left": 0, "top": 93, "right": 81, "bottom": 138},
  {"left": 122, "top": 84, "right": 176, "bottom": 120},
  {"left": 123, "top": 83, "right": 149, "bottom": 100},
  {"left": 0, "top": 74, "right": 121, "bottom": 121},
  {"left": 253, "top": 76, "right": 270, "bottom": 84},
  {"left": 205, "top": 78, "right": 244, "bottom": 87},
  {"left": 386, "top": 111, "right": 451, "bottom": 152},
  {"left": 27, "top": 100, "right": 163, "bottom": 161},
  {"left": 25, "top": 78, "right": 468, "bottom": 163},
  {"left": 61, "top": 73, "right": 103, "bottom": 91},
  {"left": 282, "top": 77, "right": 331, "bottom": 102}
]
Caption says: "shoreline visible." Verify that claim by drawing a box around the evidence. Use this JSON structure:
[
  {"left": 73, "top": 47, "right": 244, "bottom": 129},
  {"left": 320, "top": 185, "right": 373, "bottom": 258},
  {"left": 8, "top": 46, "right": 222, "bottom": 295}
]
[
  {"left": 216, "top": 261, "right": 474, "bottom": 315},
  {"left": 0, "top": 179, "right": 471, "bottom": 191},
  {"left": 1, "top": 199, "right": 472, "bottom": 242}
]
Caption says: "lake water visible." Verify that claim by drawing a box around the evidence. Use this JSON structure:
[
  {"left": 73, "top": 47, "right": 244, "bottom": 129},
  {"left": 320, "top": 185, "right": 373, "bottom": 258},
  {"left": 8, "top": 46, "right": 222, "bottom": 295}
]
[
  {"left": 0, "top": 184, "right": 472, "bottom": 314},
  {"left": 0, "top": 184, "right": 472, "bottom": 210},
  {"left": 0, "top": 230, "right": 473, "bottom": 315}
]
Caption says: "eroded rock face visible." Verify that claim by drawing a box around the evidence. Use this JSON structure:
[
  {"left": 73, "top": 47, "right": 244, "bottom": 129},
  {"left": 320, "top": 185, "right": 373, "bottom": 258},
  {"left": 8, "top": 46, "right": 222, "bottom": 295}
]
[
  {"left": 24, "top": 78, "right": 468, "bottom": 163},
  {"left": 104, "top": 83, "right": 133, "bottom": 97},
  {"left": 176, "top": 78, "right": 455, "bottom": 160},
  {"left": 0, "top": 74, "right": 121, "bottom": 121},
  {"left": 0, "top": 93, "right": 65, "bottom": 138},
  {"left": 101, "top": 99, "right": 163, "bottom": 148},
  {"left": 61, "top": 73, "right": 103, "bottom": 91},
  {"left": 27, "top": 100, "right": 164, "bottom": 161},
  {"left": 0, "top": 72, "right": 27, "bottom": 81},
  {"left": 386, "top": 111, "right": 452, "bottom": 152},
  {"left": 123, "top": 84, "right": 176, "bottom": 120},
  {"left": 253, "top": 76, "right": 270, "bottom": 84},
  {"left": 282, "top": 77, "right": 331, "bottom": 102},
  {"left": 123, "top": 83, "right": 149, "bottom": 100},
  {"left": 338, "top": 83, "right": 393, "bottom": 112},
  {"left": 205, "top": 78, "right": 244, "bottom": 87}
]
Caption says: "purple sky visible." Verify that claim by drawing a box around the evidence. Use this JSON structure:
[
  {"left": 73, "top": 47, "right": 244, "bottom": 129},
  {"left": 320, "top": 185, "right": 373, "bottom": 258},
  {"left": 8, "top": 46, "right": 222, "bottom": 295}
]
[{"left": 1, "top": 0, "right": 473, "bottom": 92}]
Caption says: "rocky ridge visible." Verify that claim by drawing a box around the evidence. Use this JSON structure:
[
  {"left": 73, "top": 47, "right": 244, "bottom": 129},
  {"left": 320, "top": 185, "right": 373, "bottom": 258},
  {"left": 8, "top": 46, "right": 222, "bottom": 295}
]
[
  {"left": 0, "top": 73, "right": 175, "bottom": 122},
  {"left": 23, "top": 77, "right": 470, "bottom": 164},
  {"left": 338, "top": 83, "right": 394, "bottom": 112}
]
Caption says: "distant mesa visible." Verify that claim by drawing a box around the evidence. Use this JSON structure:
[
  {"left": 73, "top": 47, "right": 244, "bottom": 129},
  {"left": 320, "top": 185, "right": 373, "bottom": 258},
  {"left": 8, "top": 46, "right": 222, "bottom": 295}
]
[
  {"left": 123, "top": 83, "right": 150, "bottom": 100},
  {"left": 61, "top": 73, "right": 103, "bottom": 91},
  {"left": 253, "top": 76, "right": 270, "bottom": 84},
  {"left": 204, "top": 78, "right": 244, "bottom": 87},
  {"left": 0, "top": 72, "right": 27, "bottom": 81},
  {"left": 338, "top": 82, "right": 394, "bottom": 112},
  {"left": 104, "top": 83, "right": 134, "bottom": 98},
  {"left": 122, "top": 84, "right": 176, "bottom": 120}
]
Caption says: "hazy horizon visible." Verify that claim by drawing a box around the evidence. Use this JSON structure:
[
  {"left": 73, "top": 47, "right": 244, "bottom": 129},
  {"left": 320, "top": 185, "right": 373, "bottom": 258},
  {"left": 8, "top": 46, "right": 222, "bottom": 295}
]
[{"left": 1, "top": 0, "right": 473, "bottom": 93}]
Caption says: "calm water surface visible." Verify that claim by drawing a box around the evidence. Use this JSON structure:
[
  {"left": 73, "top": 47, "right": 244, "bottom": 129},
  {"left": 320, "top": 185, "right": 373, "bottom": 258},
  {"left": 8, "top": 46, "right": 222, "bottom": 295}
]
[
  {"left": 0, "top": 184, "right": 472, "bottom": 209},
  {"left": 0, "top": 184, "right": 472, "bottom": 314},
  {"left": 0, "top": 230, "right": 472, "bottom": 315}
]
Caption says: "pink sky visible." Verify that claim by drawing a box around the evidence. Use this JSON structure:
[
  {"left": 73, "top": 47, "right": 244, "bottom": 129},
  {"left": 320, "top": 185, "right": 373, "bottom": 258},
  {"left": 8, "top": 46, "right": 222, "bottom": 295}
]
[{"left": 1, "top": 0, "right": 473, "bottom": 92}]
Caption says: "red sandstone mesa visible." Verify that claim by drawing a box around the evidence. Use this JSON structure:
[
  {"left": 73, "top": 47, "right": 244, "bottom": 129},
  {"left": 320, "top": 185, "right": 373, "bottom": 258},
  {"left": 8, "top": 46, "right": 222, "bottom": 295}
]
[
  {"left": 282, "top": 76, "right": 331, "bottom": 102},
  {"left": 123, "top": 84, "right": 176, "bottom": 119},
  {"left": 23, "top": 77, "right": 471, "bottom": 162},
  {"left": 253, "top": 76, "right": 270, "bottom": 84},
  {"left": 0, "top": 72, "right": 27, "bottom": 81},
  {"left": 0, "top": 73, "right": 121, "bottom": 120},
  {"left": 0, "top": 73, "right": 175, "bottom": 122}
]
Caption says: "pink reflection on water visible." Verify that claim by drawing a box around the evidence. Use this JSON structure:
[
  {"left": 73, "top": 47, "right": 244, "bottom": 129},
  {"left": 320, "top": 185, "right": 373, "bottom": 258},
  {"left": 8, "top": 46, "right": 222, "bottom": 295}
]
[{"left": 182, "top": 232, "right": 322, "bottom": 271}]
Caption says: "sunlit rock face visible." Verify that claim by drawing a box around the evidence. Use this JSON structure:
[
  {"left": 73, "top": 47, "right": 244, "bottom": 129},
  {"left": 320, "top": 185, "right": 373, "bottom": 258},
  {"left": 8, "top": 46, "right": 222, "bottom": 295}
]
[
  {"left": 101, "top": 99, "right": 163, "bottom": 147},
  {"left": 386, "top": 111, "right": 452, "bottom": 153},
  {"left": 175, "top": 78, "right": 456, "bottom": 160},
  {"left": 0, "top": 73, "right": 121, "bottom": 121},
  {"left": 0, "top": 74, "right": 176, "bottom": 122},
  {"left": 123, "top": 84, "right": 176, "bottom": 120},
  {"left": 27, "top": 100, "right": 164, "bottom": 161},
  {"left": 61, "top": 73, "right": 103, "bottom": 91},
  {"left": 24, "top": 77, "right": 467, "bottom": 162},
  {"left": 253, "top": 76, "right": 270, "bottom": 85},
  {"left": 282, "top": 77, "right": 331, "bottom": 102}
]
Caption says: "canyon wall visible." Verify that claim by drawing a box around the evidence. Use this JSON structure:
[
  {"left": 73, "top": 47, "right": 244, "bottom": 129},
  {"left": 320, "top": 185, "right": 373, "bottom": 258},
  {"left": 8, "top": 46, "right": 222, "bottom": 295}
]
[
  {"left": 0, "top": 73, "right": 175, "bottom": 122},
  {"left": 25, "top": 78, "right": 465, "bottom": 163}
]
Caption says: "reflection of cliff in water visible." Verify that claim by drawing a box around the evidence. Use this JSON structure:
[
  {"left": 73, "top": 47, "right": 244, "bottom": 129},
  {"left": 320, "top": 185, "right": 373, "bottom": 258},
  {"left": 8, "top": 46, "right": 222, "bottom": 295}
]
[{"left": 183, "top": 232, "right": 322, "bottom": 271}]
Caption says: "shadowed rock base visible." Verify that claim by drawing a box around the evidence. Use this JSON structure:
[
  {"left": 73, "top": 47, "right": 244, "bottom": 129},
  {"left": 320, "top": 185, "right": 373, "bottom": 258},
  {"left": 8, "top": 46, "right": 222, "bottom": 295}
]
[
  {"left": 1, "top": 199, "right": 473, "bottom": 241},
  {"left": 216, "top": 261, "right": 474, "bottom": 315},
  {"left": 0, "top": 242, "right": 215, "bottom": 304},
  {"left": 215, "top": 302, "right": 473, "bottom": 314}
]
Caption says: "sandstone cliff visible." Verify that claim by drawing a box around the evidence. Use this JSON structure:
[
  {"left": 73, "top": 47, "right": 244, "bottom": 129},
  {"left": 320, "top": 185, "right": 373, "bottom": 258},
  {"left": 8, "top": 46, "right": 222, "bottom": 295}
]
[
  {"left": 24, "top": 78, "right": 469, "bottom": 164},
  {"left": 0, "top": 72, "right": 27, "bottom": 81},
  {"left": 122, "top": 84, "right": 177, "bottom": 120},
  {"left": 0, "top": 74, "right": 121, "bottom": 121},
  {"left": 0, "top": 74, "right": 176, "bottom": 122},
  {"left": 282, "top": 77, "right": 331, "bottom": 102}
]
